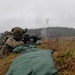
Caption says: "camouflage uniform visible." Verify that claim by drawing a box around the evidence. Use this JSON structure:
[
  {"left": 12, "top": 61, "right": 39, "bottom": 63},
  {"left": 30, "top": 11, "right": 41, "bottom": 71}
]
[
  {"left": 0, "top": 32, "right": 13, "bottom": 57},
  {"left": 0, "top": 27, "right": 24, "bottom": 57}
]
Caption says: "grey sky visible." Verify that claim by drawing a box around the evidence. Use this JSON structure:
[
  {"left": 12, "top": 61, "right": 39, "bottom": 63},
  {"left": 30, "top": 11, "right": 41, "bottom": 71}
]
[{"left": 0, "top": 0, "right": 75, "bottom": 32}]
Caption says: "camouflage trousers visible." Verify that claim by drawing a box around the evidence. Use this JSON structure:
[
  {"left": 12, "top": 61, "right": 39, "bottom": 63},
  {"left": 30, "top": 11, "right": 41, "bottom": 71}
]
[{"left": 0, "top": 44, "right": 13, "bottom": 55}]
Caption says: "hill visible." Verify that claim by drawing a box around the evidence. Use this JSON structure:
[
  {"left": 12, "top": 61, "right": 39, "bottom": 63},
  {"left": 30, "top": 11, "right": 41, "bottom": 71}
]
[{"left": 28, "top": 27, "right": 75, "bottom": 38}]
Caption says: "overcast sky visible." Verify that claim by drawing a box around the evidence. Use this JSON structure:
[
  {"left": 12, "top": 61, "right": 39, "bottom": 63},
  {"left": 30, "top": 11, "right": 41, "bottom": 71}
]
[{"left": 0, "top": 0, "right": 75, "bottom": 32}]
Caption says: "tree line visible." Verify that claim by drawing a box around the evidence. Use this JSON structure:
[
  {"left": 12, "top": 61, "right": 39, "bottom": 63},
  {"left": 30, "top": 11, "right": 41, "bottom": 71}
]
[{"left": 0, "top": 27, "right": 75, "bottom": 41}]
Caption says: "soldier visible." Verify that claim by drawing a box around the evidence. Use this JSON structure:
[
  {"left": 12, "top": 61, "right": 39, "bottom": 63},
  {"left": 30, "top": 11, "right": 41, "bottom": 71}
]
[
  {"left": 0, "top": 27, "right": 24, "bottom": 58},
  {"left": 29, "top": 33, "right": 42, "bottom": 44}
]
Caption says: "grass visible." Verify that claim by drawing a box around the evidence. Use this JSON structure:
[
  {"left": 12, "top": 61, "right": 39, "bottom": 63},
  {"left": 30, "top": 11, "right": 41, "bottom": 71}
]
[{"left": 0, "top": 37, "right": 75, "bottom": 75}]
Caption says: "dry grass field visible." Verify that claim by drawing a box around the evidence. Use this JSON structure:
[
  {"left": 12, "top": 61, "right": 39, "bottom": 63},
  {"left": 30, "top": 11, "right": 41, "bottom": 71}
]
[{"left": 0, "top": 37, "right": 75, "bottom": 75}]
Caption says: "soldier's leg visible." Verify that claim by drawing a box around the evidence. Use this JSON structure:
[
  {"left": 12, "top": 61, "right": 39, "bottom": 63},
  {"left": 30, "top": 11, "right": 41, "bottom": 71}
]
[
  {"left": 0, "top": 45, "right": 6, "bottom": 58},
  {"left": 1, "top": 45, "right": 7, "bottom": 55}
]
